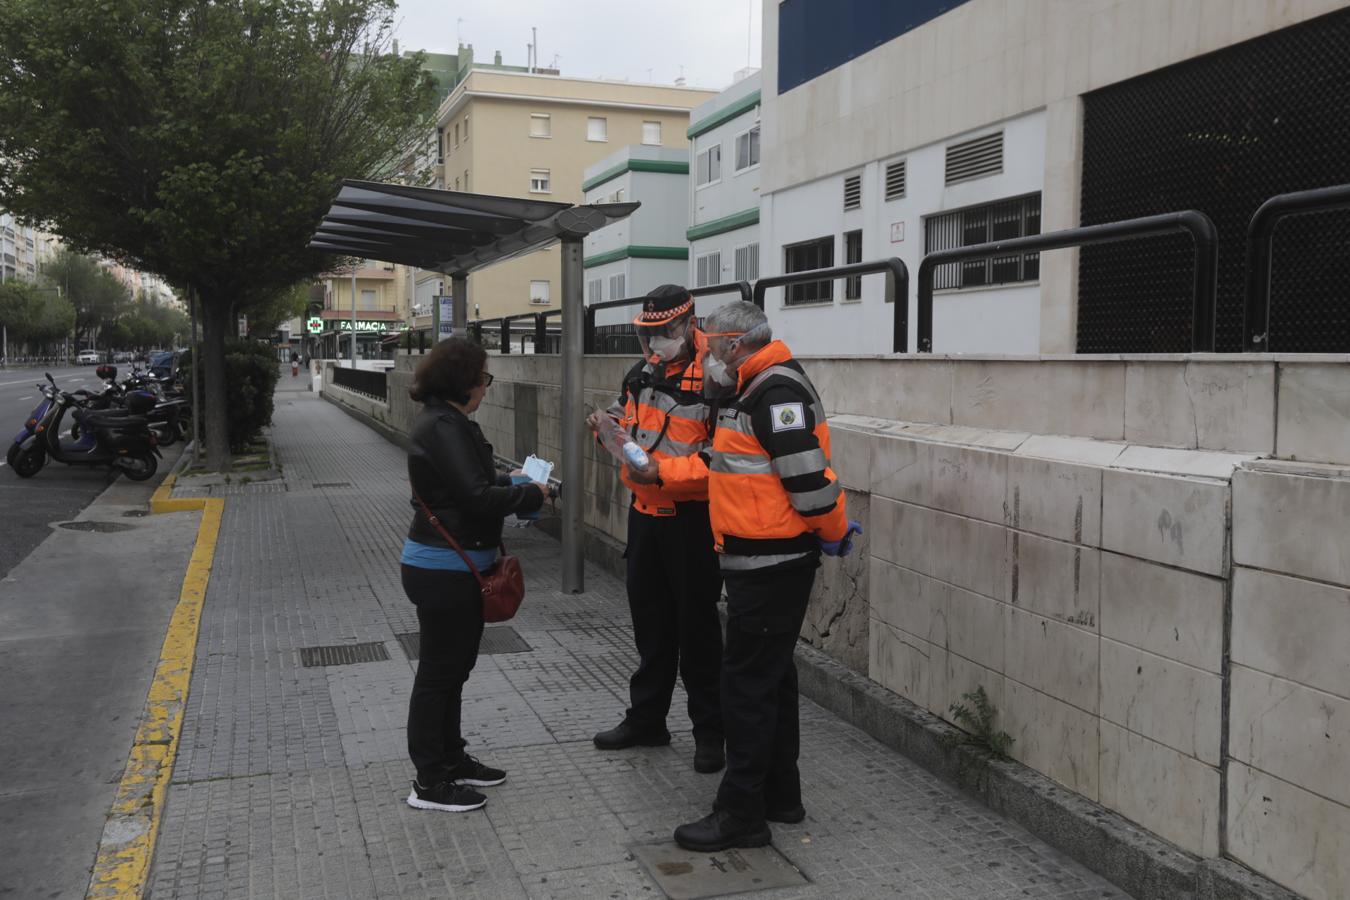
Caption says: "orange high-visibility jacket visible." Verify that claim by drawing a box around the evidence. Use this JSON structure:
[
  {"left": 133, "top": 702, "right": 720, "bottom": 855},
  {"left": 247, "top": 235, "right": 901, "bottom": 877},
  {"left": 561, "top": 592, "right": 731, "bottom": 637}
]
[
  {"left": 708, "top": 340, "right": 848, "bottom": 571},
  {"left": 606, "top": 334, "right": 714, "bottom": 517}
]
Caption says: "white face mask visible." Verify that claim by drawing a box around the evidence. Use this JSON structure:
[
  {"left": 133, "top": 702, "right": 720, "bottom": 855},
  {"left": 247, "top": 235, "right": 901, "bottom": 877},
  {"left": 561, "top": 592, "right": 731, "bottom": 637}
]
[
  {"left": 703, "top": 352, "right": 736, "bottom": 387},
  {"left": 647, "top": 335, "right": 685, "bottom": 361}
]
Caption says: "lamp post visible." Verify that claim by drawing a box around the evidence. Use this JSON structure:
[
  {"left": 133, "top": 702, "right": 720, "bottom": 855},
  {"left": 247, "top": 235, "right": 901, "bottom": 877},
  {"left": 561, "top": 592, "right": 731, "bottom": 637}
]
[{"left": 349, "top": 264, "right": 358, "bottom": 368}]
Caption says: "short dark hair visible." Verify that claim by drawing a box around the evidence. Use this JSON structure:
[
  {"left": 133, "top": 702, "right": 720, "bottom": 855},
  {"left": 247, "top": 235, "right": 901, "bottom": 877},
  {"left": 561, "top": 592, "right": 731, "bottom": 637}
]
[{"left": 409, "top": 337, "right": 487, "bottom": 404}]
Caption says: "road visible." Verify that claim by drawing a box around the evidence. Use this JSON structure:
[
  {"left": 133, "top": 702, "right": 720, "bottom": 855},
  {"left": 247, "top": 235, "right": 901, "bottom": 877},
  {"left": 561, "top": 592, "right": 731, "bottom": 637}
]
[{"left": 0, "top": 364, "right": 119, "bottom": 579}]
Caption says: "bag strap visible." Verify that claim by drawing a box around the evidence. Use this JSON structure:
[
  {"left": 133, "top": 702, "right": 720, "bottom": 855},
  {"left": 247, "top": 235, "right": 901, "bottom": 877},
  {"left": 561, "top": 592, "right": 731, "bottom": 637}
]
[{"left": 412, "top": 490, "right": 504, "bottom": 589}]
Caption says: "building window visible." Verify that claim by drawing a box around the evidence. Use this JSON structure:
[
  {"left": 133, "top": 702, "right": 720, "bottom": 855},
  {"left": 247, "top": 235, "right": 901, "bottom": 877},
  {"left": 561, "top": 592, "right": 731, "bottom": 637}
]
[
  {"left": 587, "top": 116, "right": 608, "bottom": 142},
  {"left": 642, "top": 121, "right": 662, "bottom": 145},
  {"left": 587, "top": 279, "right": 602, "bottom": 303},
  {"left": 608, "top": 273, "right": 626, "bottom": 298},
  {"left": 530, "top": 280, "right": 551, "bottom": 305},
  {"left": 696, "top": 144, "right": 722, "bottom": 187},
  {"left": 696, "top": 251, "right": 721, "bottom": 287},
  {"left": 885, "top": 159, "right": 906, "bottom": 201},
  {"left": 530, "top": 113, "right": 551, "bottom": 138},
  {"left": 436, "top": 128, "right": 444, "bottom": 164},
  {"left": 530, "top": 169, "right": 551, "bottom": 193},
  {"left": 734, "top": 242, "right": 760, "bottom": 282},
  {"left": 735, "top": 125, "right": 760, "bottom": 172},
  {"left": 463, "top": 115, "right": 469, "bottom": 140},
  {"left": 924, "top": 194, "right": 1041, "bottom": 290},
  {"left": 453, "top": 123, "right": 459, "bottom": 147},
  {"left": 844, "top": 230, "right": 863, "bottom": 299},
  {"left": 843, "top": 174, "right": 861, "bottom": 211},
  {"left": 359, "top": 289, "right": 378, "bottom": 311},
  {"left": 783, "top": 236, "right": 834, "bottom": 306}
]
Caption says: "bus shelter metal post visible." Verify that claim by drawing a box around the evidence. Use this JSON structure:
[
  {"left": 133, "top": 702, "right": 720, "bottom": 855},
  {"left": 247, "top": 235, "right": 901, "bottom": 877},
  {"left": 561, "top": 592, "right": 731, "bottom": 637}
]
[
  {"left": 451, "top": 274, "right": 468, "bottom": 336},
  {"left": 560, "top": 236, "right": 585, "bottom": 593}
]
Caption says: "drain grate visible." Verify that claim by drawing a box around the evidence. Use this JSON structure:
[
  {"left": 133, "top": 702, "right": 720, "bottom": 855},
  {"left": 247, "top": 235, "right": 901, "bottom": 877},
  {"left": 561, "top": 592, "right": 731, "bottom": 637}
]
[
  {"left": 121, "top": 509, "right": 150, "bottom": 518},
  {"left": 395, "top": 626, "right": 531, "bottom": 661},
  {"left": 313, "top": 482, "right": 353, "bottom": 489},
  {"left": 299, "top": 641, "right": 390, "bottom": 667},
  {"left": 58, "top": 521, "right": 136, "bottom": 533}
]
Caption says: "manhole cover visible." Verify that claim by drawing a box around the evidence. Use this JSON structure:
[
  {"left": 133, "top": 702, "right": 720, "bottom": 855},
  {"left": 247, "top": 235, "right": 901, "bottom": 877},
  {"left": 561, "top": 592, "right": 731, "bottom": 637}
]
[
  {"left": 631, "top": 842, "right": 808, "bottom": 899},
  {"left": 57, "top": 521, "right": 136, "bottom": 533},
  {"left": 299, "top": 642, "right": 390, "bottom": 667},
  {"left": 395, "top": 626, "right": 531, "bottom": 660}
]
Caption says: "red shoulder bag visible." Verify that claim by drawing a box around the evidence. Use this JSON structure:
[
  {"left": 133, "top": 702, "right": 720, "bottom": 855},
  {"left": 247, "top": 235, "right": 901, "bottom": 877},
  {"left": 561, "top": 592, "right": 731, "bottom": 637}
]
[{"left": 413, "top": 492, "right": 525, "bottom": 623}]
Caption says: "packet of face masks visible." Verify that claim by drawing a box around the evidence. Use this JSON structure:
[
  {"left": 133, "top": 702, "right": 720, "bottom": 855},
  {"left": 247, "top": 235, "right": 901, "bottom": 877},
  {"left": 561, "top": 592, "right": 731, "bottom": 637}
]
[{"left": 591, "top": 412, "right": 650, "bottom": 469}]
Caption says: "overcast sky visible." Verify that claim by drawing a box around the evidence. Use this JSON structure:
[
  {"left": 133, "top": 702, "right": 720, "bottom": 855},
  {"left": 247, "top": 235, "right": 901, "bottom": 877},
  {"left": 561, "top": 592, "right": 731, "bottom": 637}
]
[{"left": 389, "top": 0, "right": 762, "bottom": 92}]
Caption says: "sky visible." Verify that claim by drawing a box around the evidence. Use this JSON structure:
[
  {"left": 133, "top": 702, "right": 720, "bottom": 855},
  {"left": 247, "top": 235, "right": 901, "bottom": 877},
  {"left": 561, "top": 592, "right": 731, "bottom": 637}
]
[{"left": 389, "top": 0, "right": 762, "bottom": 93}]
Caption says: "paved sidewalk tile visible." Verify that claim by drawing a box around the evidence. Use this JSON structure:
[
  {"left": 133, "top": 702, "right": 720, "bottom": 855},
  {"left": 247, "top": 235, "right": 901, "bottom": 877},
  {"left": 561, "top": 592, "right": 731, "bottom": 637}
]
[{"left": 147, "top": 390, "right": 1130, "bottom": 899}]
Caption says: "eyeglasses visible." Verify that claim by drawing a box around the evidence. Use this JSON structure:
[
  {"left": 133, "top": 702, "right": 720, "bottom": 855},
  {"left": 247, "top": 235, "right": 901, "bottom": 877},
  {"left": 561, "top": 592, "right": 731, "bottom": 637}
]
[{"left": 481, "top": 371, "right": 495, "bottom": 387}]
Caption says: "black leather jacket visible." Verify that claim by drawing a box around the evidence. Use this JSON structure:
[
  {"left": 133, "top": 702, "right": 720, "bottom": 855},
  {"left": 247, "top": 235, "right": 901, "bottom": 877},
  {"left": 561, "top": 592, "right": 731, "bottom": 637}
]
[{"left": 406, "top": 399, "right": 544, "bottom": 550}]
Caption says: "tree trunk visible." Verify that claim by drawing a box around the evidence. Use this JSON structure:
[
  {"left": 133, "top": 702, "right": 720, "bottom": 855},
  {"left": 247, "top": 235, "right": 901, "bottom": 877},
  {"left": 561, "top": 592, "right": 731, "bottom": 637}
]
[{"left": 199, "top": 294, "right": 232, "bottom": 471}]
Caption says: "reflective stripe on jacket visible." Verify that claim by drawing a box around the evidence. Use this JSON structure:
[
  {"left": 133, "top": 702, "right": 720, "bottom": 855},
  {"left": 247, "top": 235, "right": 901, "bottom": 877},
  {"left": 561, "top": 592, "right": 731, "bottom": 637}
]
[
  {"left": 708, "top": 340, "right": 848, "bottom": 570},
  {"left": 607, "top": 336, "right": 713, "bottom": 516}
]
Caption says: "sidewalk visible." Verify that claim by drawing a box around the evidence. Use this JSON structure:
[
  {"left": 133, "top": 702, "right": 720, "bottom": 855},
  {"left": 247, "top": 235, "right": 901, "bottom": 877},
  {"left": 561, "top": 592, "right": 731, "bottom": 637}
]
[{"left": 146, "top": 381, "right": 1127, "bottom": 899}]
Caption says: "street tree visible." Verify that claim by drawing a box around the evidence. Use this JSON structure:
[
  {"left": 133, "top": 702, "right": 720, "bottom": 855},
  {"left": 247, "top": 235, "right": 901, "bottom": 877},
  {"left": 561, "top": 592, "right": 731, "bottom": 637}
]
[{"left": 0, "top": 0, "right": 435, "bottom": 468}]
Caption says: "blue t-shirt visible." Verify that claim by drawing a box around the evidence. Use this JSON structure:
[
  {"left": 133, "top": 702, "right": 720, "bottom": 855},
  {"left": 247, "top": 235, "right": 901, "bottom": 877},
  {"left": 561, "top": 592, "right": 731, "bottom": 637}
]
[{"left": 401, "top": 538, "right": 498, "bottom": 572}]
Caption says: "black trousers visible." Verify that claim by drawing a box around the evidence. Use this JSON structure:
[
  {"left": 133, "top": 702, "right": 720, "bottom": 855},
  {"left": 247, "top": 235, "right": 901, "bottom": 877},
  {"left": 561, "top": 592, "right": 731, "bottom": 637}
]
[
  {"left": 714, "top": 562, "right": 817, "bottom": 821},
  {"left": 623, "top": 502, "right": 724, "bottom": 743},
  {"left": 402, "top": 564, "right": 484, "bottom": 786}
]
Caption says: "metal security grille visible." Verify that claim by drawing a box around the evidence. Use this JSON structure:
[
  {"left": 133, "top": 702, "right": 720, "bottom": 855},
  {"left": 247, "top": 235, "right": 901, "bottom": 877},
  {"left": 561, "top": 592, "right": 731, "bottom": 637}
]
[
  {"left": 945, "top": 132, "right": 1002, "bottom": 185},
  {"left": 885, "top": 159, "right": 907, "bottom": 201},
  {"left": 299, "top": 642, "right": 390, "bottom": 667},
  {"left": 1079, "top": 8, "right": 1350, "bottom": 352},
  {"left": 925, "top": 195, "right": 1041, "bottom": 290},
  {"left": 843, "top": 175, "right": 862, "bottom": 210}
]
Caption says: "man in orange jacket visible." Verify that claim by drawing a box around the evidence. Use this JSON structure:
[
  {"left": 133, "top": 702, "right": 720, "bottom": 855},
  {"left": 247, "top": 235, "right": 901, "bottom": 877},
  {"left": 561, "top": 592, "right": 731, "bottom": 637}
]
[
  {"left": 587, "top": 285, "right": 725, "bottom": 774},
  {"left": 633, "top": 300, "right": 861, "bottom": 853}
]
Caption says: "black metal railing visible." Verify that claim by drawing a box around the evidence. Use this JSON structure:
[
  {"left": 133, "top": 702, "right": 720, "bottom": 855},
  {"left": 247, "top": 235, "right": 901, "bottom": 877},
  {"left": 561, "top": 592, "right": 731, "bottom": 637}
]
[
  {"left": 583, "top": 281, "right": 753, "bottom": 354},
  {"left": 752, "top": 259, "right": 910, "bottom": 351},
  {"left": 1244, "top": 183, "right": 1350, "bottom": 352},
  {"left": 916, "top": 212, "right": 1218, "bottom": 353},
  {"left": 332, "top": 365, "right": 388, "bottom": 400}
]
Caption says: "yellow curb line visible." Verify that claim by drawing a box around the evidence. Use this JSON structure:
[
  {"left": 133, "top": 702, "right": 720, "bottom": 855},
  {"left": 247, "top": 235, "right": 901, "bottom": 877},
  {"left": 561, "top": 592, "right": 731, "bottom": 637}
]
[{"left": 87, "top": 474, "right": 224, "bottom": 899}]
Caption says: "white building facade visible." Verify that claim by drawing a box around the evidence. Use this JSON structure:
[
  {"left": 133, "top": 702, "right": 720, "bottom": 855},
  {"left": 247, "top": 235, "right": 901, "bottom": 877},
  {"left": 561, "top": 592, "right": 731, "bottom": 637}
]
[
  {"left": 582, "top": 146, "right": 690, "bottom": 328},
  {"left": 686, "top": 72, "right": 762, "bottom": 309}
]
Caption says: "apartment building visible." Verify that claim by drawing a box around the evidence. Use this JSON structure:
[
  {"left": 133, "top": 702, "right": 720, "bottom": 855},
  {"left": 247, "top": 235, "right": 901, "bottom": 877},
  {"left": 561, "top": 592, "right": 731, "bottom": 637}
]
[
  {"left": 431, "top": 69, "right": 716, "bottom": 321},
  {"left": 760, "top": 0, "right": 1350, "bottom": 356},
  {"left": 687, "top": 71, "right": 762, "bottom": 298},
  {"left": 582, "top": 145, "right": 690, "bottom": 331}
]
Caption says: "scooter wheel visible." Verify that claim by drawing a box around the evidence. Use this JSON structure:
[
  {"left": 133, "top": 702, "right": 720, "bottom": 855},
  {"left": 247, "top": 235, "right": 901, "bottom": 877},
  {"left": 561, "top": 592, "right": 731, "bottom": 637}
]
[
  {"left": 155, "top": 423, "right": 177, "bottom": 448},
  {"left": 6, "top": 443, "right": 46, "bottom": 478},
  {"left": 119, "top": 452, "right": 158, "bottom": 482}
]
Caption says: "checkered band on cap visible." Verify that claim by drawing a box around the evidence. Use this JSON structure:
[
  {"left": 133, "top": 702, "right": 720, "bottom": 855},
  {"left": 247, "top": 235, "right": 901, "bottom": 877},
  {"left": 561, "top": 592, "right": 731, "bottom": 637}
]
[{"left": 636, "top": 296, "right": 693, "bottom": 323}]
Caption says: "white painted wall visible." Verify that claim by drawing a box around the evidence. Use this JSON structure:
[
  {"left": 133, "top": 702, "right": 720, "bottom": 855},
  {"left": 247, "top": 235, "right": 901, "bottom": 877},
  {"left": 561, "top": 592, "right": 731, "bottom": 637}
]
[
  {"left": 689, "top": 73, "right": 762, "bottom": 230},
  {"left": 763, "top": 109, "right": 1045, "bottom": 356}
]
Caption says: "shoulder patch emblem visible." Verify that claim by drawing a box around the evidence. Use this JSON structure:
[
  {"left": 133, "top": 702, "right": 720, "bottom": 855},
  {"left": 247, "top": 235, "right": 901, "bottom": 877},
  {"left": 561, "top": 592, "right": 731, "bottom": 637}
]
[{"left": 770, "top": 401, "right": 805, "bottom": 432}]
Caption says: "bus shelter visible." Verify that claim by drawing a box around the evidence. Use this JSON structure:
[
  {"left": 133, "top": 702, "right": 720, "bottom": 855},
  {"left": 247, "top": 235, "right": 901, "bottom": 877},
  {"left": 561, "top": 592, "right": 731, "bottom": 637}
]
[{"left": 308, "top": 179, "right": 640, "bottom": 592}]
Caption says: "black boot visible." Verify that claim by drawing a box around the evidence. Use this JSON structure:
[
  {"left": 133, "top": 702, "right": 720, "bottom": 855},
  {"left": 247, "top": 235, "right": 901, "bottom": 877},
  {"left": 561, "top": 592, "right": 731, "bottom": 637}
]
[
  {"left": 674, "top": 810, "right": 771, "bottom": 852},
  {"left": 693, "top": 738, "right": 725, "bottom": 774},
  {"left": 593, "top": 721, "right": 672, "bottom": 750},
  {"left": 765, "top": 803, "right": 805, "bottom": 824}
]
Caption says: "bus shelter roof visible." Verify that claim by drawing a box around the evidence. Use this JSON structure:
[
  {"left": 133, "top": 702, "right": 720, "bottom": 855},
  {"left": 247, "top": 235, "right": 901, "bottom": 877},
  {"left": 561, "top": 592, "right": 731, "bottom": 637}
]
[{"left": 307, "top": 180, "right": 639, "bottom": 276}]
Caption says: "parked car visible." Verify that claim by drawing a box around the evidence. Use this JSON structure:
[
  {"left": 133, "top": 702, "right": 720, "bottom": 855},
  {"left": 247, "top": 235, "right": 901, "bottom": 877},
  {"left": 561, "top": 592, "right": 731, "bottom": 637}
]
[{"left": 76, "top": 350, "right": 100, "bottom": 365}]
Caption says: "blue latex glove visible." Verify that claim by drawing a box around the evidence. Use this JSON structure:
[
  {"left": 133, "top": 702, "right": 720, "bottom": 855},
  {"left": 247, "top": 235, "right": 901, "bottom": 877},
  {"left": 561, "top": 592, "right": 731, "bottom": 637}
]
[
  {"left": 511, "top": 474, "right": 542, "bottom": 520},
  {"left": 820, "top": 520, "right": 863, "bottom": 557}
]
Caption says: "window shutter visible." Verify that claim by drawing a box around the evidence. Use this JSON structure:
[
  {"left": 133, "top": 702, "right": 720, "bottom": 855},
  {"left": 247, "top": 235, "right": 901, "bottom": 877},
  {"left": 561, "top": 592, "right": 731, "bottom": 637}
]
[
  {"left": 885, "top": 160, "right": 907, "bottom": 201},
  {"left": 843, "top": 175, "right": 861, "bottom": 211},
  {"left": 945, "top": 132, "right": 1003, "bottom": 185}
]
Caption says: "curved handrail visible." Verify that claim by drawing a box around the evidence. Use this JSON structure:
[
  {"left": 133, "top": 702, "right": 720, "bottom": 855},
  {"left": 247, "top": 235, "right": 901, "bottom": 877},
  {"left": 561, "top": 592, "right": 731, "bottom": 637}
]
[
  {"left": 750, "top": 258, "right": 910, "bottom": 351},
  {"left": 916, "top": 211, "right": 1218, "bottom": 352},
  {"left": 1244, "top": 184, "right": 1350, "bottom": 351}
]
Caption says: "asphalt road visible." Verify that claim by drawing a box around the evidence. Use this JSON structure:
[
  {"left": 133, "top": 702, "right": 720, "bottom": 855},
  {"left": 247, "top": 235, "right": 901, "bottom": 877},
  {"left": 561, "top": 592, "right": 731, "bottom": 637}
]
[{"left": 0, "top": 364, "right": 118, "bottom": 579}]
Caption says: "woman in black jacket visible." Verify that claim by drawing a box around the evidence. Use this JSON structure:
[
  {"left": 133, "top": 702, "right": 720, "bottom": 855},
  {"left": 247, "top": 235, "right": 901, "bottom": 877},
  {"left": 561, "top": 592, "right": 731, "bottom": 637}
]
[{"left": 402, "top": 338, "right": 552, "bottom": 813}]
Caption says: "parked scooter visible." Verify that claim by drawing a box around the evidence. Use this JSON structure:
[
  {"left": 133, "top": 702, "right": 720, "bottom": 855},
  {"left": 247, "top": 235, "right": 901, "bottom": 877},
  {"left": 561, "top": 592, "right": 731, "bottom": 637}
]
[
  {"left": 20, "top": 374, "right": 163, "bottom": 481},
  {"left": 6, "top": 380, "right": 60, "bottom": 477},
  {"left": 67, "top": 364, "right": 188, "bottom": 447}
]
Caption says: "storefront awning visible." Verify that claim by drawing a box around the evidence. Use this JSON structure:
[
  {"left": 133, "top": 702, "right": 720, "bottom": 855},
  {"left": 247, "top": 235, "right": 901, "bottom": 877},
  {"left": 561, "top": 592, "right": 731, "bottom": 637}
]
[{"left": 308, "top": 180, "right": 640, "bottom": 276}]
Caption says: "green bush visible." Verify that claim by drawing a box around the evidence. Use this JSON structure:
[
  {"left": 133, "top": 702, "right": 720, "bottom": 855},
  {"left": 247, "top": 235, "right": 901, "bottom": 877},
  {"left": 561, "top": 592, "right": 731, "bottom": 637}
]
[{"left": 181, "top": 340, "right": 280, "bottom": 452}]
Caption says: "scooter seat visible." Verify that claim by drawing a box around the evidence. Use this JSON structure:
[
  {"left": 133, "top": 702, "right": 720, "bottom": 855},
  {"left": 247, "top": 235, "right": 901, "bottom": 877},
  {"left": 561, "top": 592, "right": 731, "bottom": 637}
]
[{"left": 77, "top": 410, "right": 149, "bottom": 430}]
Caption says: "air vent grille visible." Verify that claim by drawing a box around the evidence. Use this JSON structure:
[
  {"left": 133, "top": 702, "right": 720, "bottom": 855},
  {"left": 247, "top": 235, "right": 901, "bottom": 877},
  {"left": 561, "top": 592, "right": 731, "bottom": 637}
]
[
  {"left": 945, "top": 132, "right": 1003, "bottom": 185},
  {"left": 843, "top": 174, "right": 861, "bottom": 211},
  {"left": 885, "top": 160, "right": 907, "bottom": 201}
]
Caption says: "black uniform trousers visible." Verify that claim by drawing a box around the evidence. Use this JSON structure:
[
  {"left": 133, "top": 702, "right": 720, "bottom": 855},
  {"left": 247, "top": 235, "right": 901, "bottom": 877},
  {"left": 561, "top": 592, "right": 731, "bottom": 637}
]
[
  {"left": 714, "top": 561, "right": 818, "bottom": 821},
  {"left": 402, "top": 564, "right": 485, "bottom": 786},
  {"left": 623, "top": 501, "right": 724, "bottom": 743}
]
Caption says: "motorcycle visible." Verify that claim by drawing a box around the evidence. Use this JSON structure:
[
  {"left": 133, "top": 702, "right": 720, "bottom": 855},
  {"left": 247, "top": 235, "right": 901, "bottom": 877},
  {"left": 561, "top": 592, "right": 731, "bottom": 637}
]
[
  {"left": 68, "top": 365, "right": 188, "bottom": 447},
  {"left": 29, "top": 374, "right": 162, "bottom": 481},
  {"left": 6, "top": 381, "right": 60, "bottom": 478}
]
